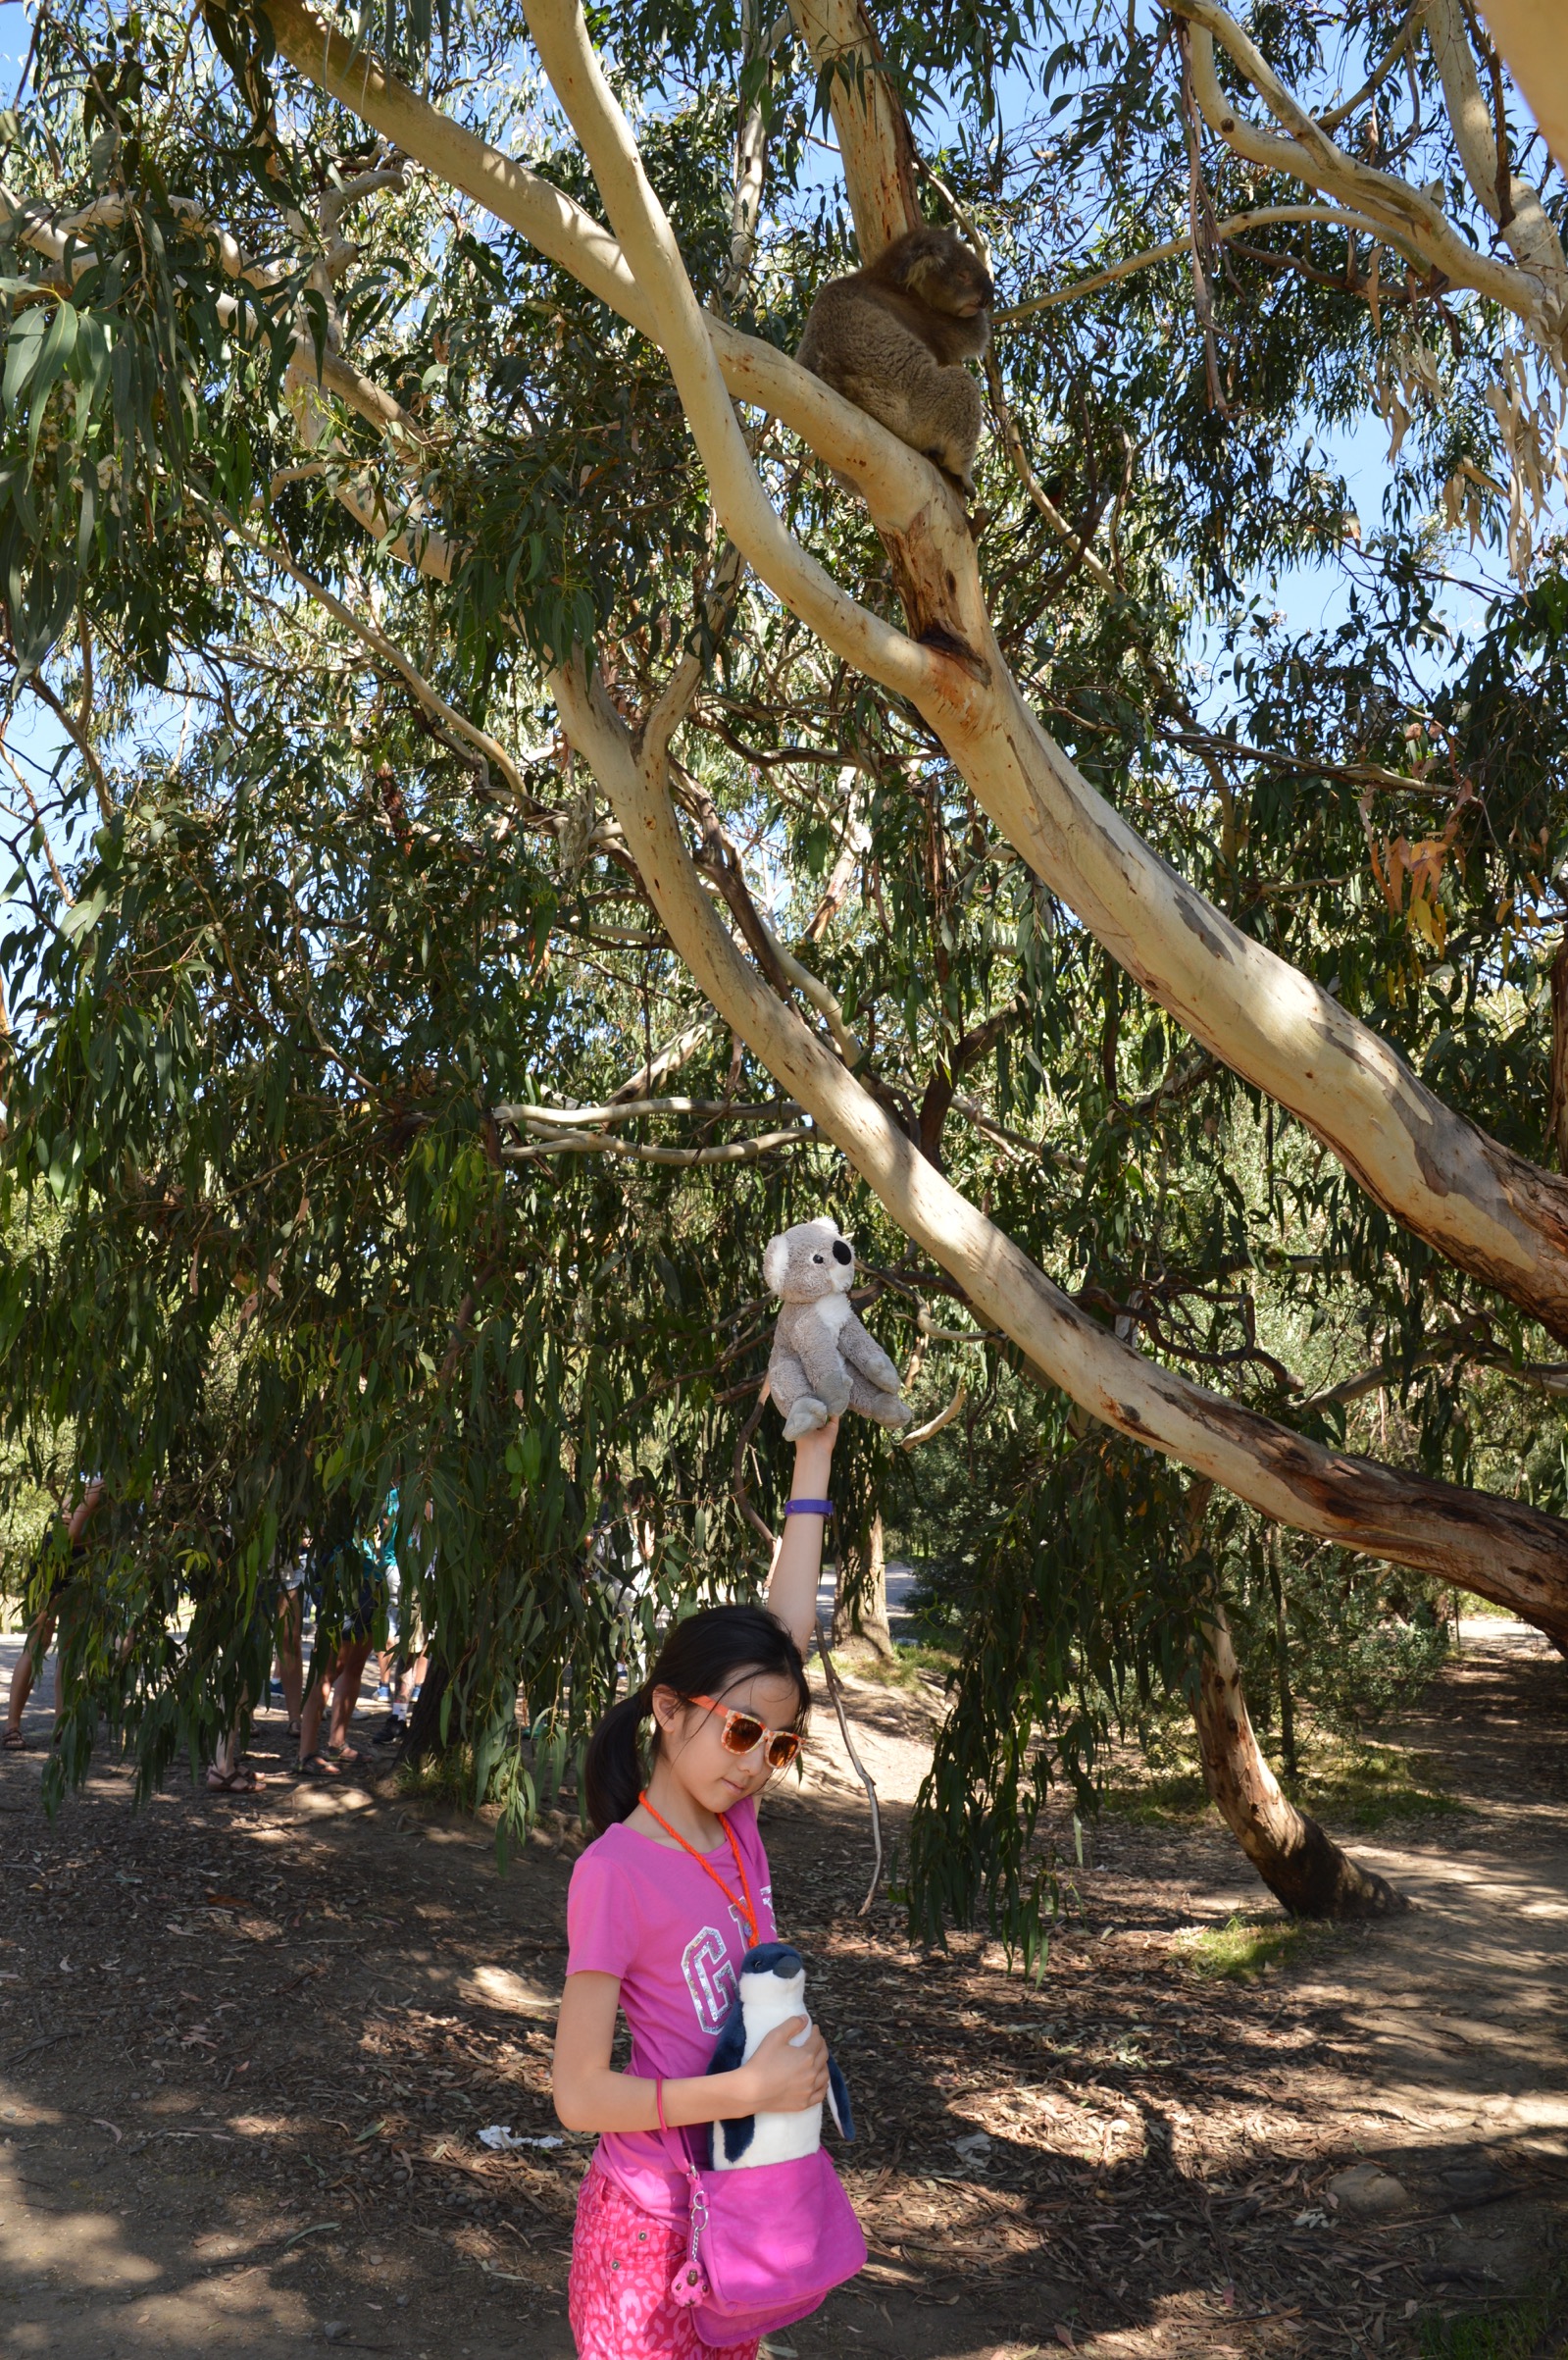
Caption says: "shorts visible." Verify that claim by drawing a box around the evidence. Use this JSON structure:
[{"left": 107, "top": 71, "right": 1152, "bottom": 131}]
[{"left": 567, "top": 2160, "right": 759, "bottom": 2360}]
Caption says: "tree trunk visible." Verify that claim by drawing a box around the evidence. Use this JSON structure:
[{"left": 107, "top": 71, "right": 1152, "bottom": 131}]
[
  {"left": 403, "top": 1653, "right": 451, "bottom": 1766},
  {"left": 1195, "top": 1598, "right": 1403, "bottom": 1917},
  {"left": 1549, "top": 936, "right": 1568, "bottom": 1171},
  {"left": 1267, "top": 1530, "right": 1297, "bottom": 1781},
  {"left": 1475, "top": 2, "right": 1568, "bottom": 183},
  {"left": 833, "top": 1512, "right": 895, "bottom": 1659}
]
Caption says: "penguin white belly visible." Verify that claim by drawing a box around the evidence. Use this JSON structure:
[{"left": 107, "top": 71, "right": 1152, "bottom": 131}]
[
  {"left": 706, "top": 1942, "right": 853, "bottom": 2172},
  {"left": 713, "top": 1981, "right": 821, "bottom": 2170}
]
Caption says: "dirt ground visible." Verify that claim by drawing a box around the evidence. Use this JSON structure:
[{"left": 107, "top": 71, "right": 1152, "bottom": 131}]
[{"left": 0, "top": 1620, "right": 1564, "bottom": 2359}]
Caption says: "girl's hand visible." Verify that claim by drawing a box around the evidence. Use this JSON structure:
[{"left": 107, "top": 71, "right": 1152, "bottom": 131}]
[
  {"left": 791, "top": 1416, "right": 839, "bottom": 1488},
  {"left": 740, "top": 2015, "right": 830, "bottom": 2115}
]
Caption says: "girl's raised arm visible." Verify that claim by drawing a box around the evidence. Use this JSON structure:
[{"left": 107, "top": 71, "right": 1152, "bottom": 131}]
[{"left": 764, "top": 1420, "right": 838, "bottom": 1659}]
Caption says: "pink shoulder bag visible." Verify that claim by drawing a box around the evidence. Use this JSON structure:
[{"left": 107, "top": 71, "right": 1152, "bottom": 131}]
[{"left": 656, "top": 2080, "right": 867, "bottom": 2344}]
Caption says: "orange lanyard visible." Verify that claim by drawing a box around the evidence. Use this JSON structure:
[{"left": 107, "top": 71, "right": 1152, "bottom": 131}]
[{"left": 637, "top": 1789, "right": 759, "bottom": 1948}]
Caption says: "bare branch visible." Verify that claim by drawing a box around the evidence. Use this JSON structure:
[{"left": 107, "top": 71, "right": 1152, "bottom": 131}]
[
  {"left": 500, "top": 1125, "right": 810, "bottom": 1165},
  {"left": 1165, "top": 0, "right": 1560, "bottom": 334},
  {"left": 995, "top": 205, "right": 1424, "bottom": 325}
]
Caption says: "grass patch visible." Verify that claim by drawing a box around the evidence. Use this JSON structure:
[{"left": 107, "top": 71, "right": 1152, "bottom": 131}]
[
  {"left": 1419, "top": 2273, "right": 1568, "bottom": 2358},
  {"left": 1103, "top": 1767, "right": 1211, "bottom": 1824},
  {"left": 1294, "top": 1742, "right": 1468, "bottom": 1831},
  {"left": 1176, "top": 1913, "right": 1313, "bottom": 1981},
  {"left": 395, "top": 1744, "right": 476, "bottom": 1807},
  {"left": 847, "top": 1640, "right": 958, "bottom": 1690},
  {"left": 1102, "top": 1724, "right": 1465, "bottom": 1832}
]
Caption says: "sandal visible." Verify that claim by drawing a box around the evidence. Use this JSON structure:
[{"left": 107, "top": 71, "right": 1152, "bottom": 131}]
[
  {"left": 206, "top": 1764, "right": 265, "bottom": 1794},
  {"left": 285, "top": 1722, "right": 302, "bottom": 1742},
  {"left": 298, "top": 1752, "right": 340, "bottom": 1778},
  {"left": 326, "top": 1743, "right": 368, "bottom": 1768},
  {"left": 2, "top": 1727, "right": 27, "bottom": 1752}
]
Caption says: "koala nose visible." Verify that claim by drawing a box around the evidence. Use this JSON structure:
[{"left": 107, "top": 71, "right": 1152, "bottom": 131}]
[{"left": 832, "top": 1240, "right": 853, "bottom": 1265}]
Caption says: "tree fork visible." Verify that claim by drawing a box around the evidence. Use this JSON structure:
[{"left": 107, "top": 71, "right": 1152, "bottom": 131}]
[{"left": 248, "top": 0, "right": 1568, "bottom": 1629}]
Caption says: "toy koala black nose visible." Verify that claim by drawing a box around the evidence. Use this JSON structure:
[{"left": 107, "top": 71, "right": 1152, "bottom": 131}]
[{"left": 832, "top": 1240, "right": 852, "bottom": 1264}]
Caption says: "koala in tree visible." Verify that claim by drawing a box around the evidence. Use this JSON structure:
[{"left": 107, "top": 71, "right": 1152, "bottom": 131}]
[
  {"left": 763, "top": 1216, "right": 912, "bottom": 1441},
  {"left": 796, "top": 226, "right": 994, "bottom": 496}
]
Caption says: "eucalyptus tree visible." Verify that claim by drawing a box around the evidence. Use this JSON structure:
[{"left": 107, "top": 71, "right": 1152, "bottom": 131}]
[{"left": 3, "top": 0, "right": 1568, "bottom": 1933}]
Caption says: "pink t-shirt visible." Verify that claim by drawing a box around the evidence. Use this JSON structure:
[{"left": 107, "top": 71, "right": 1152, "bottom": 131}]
[{"left": 565, "top": 1794, "right": 777, "bottom": 2224}]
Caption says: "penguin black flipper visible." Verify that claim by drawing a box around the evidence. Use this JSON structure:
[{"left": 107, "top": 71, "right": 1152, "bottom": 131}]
[
  {"left": 707, "top": 1994, "right": 755, "bottom": 2166},
  {"left": 827, "top": 2055, "right": 855, "bottom": 2141}
]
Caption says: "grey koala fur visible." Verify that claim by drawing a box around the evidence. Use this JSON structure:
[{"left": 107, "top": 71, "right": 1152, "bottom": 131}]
[
  {"left": 796, "top": 226, "right": 994, "bottom": 497},
  {"left": 763, "top": 1216, "right": 911, "bottom": 1442}
]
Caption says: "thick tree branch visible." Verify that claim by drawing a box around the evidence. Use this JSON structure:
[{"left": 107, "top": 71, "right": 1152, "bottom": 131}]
[
  {"left": 1478, "top": 0, "right": 1568, "bottom": 174},
  {"left": 553, "top": 648, "right": 1568, "bottom": 1643},
  {"left": 1424, "top": 0, "right": 1566, "bottom": 282},
  {"left": 267, "top": 0, "right": 1568, "bottom": 1346}
]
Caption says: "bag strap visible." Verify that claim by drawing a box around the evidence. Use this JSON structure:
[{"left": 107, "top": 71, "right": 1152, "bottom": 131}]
[
  {"left": 656, "top": 2079, "right": 710, "bottom": 2299},
  {"left": 655, "top": 2078, "right": 704, "bottom": 2188}
]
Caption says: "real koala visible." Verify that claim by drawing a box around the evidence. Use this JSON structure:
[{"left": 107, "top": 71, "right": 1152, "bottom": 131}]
[
  {"left": 763, "top": 1216, "right": 911, "bottom": 1441},
  {"left": 796, "top": 226, "right": 994, "bottom": 496}
]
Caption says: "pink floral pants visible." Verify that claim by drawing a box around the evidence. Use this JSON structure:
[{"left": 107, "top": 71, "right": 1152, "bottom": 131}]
[{"left": 568, "top": 2161, "right": 760, "bottom": 2360}]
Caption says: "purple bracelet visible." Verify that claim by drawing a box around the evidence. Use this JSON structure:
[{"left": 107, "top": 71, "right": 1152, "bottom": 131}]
[{"left": 784, "top": 1498, "right": 834, "bottom": 1517}]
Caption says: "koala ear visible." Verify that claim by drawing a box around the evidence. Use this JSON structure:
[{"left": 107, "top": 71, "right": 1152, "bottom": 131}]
[{"left": 762, "top": 1235, "right": 789, "bottom": 1296}]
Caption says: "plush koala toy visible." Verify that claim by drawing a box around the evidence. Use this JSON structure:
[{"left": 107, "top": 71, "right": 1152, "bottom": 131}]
[{"left": 762, "top": 1216, "right": 911, "bottom": 1441}]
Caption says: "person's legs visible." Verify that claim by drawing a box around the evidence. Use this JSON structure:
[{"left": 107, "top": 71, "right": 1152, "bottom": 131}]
[
  {"left": 209, "top": 1707, "right": 264, "bottom": 1793},
  {"left": 275, "top": 1592, "right": 304, "bottom": 1731},
  {"left": 297, "top": 1656, "right": 336, "bottom": 1767},
  {"left": 326, "top": 1635, "right": 374, "bottom": 1757},
  {"left": 5, "top": 1613, "right": 56, "bottom": 1746}
]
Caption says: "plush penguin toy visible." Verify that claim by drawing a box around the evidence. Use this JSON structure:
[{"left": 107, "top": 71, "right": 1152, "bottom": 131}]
[{"left": 706, "top": 1942, "right": 855, "bottom": 2170}]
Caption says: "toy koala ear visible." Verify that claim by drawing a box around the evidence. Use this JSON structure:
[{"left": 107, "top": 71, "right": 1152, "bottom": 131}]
[{"left": 762, "top": 1234, "right": 789, "bottom": 1295}]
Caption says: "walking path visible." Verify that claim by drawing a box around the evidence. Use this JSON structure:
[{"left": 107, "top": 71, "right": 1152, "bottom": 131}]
[{"left": 0, "top": 1618, "right": 1560, "bottom": 2356}]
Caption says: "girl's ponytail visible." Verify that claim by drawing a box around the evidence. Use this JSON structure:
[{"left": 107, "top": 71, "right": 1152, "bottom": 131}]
[
  {"left": 583, "top": 1683, "right": 651, "bottom": 1833},
  {"left": 582, "top": 1605, "right": 808, "bottom": 1836}
]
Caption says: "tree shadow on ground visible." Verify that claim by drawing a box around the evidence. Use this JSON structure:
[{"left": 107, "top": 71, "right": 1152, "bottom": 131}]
[{"left": 0, "top": 1626, "right": 1564, "bottom": 2357}]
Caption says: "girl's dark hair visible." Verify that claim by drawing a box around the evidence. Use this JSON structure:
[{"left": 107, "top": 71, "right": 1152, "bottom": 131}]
[{"left": 583, "top": 1604, "right": 810, "bottom": 1834}]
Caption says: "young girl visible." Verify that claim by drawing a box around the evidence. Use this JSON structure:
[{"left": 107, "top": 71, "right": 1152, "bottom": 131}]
[{"left": 553, "top": 1421, "right": 838, "bottom": 2360}]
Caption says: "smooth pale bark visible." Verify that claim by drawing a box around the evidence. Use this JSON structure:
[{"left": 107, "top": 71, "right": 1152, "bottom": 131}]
[
  {"left": 1424, "top": 0, "right": 1566, "bottom": 284},
  {"left": 1195, "top": 1598, "right": 1402, "bottom": 1916},
  {"left": 553, "top": 654, "right": 1568, "bottom": 1639},
  {"left": 267, "top": 0, "right": 1568, "bottom": 1343},
  {"left": 1477, "top": 0, "right": 1568, "bottom": 176}
]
